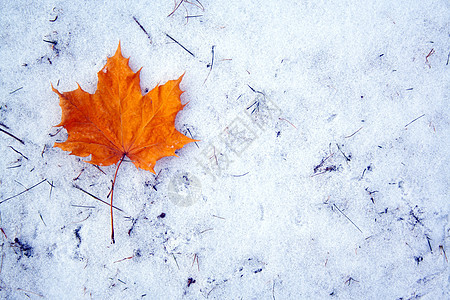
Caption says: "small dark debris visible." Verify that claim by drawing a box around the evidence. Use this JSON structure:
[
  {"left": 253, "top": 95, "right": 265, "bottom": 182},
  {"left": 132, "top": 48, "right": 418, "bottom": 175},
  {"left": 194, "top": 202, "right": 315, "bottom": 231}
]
[
  {"left": 158, "top": 213, "right": 166, "bottom": 218},
  {"left": 74, "top": 226, "right": 82, "bottom": 247},
  {"left": 128, "top": 218, "right": 138, "bottom": 236},
  {"left": 276, "top": 131, "right": 281, "bottom": 137},
  {"left": 345, "top": 277, "right": 359, "bottom": 285},
  {"left": 43, "top": 39, "right": 57, "bottom": 45},
  {"left": 254, "top": 268, "right": 263, "bottom": 274},
  {"left": 187, "top": 277, "right": 196, "bottom": 287},
  {"left": 134, "top": 249, "right": 142, "bottom": 258},
  {"left": 414, "top": 256, "right": 423, "bottom": 265},
  {"left": 11, "top": 238, "right": 33, "bottom": 259},
  {"left": 409, "top": 207, "right": 424, "bottom": 227},
  {"left": 365, "top": 188, "right": 378, "bottom": 203},
  {"left": 313, "top": 154, "right": 335, "bottom": 175},
  {"left": 378, "top": 208, "right": 388, "bottom": 214}
]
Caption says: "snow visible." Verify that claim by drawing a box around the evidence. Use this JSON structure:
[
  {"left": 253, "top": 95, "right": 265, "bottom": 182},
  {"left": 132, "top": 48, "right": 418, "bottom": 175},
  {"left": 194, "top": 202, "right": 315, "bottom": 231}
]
[{"left": 0, "top": 0, "right": 449, "bottom": 299}]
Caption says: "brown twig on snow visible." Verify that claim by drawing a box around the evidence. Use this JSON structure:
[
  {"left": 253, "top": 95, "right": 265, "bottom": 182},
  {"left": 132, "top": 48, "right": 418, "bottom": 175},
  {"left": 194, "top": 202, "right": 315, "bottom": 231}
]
[
  {"left": 425, "top": 48, "right": 435, "bottom": 68},
  {"left": 192, "top": 253, "right": 200, "bottom": 271},
  {"left": 278, "top": 118, "right": 297, "bottom": 129},
  {"left": 0, "top": 228, "right": 7, "bottom": 239},
  {"left": 110, "top": 154, "right": 126, "bottom": 244},
  {"left": 113, "top": 255, "right": 134, "bottom": 263},
  {"left": 345, "top": 126, "right": 363, "bottom": 138},
  {"left": 168, "top": 0, "right": 204, "bottom": 17}
]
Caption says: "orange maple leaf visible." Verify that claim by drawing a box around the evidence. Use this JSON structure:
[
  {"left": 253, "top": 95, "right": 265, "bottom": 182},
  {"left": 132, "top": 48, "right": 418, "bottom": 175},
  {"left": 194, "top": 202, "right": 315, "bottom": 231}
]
[{"left": 53, "top": 43, "right": 197, "bottom": 242}]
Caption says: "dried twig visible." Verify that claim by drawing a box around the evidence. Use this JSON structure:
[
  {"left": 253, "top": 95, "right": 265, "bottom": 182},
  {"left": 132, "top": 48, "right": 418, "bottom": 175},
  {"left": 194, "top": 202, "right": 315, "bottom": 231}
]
[
  {"left": 192, "top": 253, "right": 199, "bottom": 271},
  {"left": 113, "top": 255, "right": 134, "bottom": 263},
  {"left": 0, "top": 179, "right": 47, "bottom": 205},
  {"left": 333, "top": 204, "right": 363, "bottom": 233},
  {"left": 425, "top": 234, "right": 432, "bottom": 252},
  {"left": 172, "top": 253, "right": 180, "bottom": 269},
  {"left": 9, "top": 87, "right": 23, "bottom": 94},
  {"left": 313, "top": 153, "right": 333, "bottom": 173},
  {"left": 212, "top": 214, "right": 225, "bottom": 220},
  {"left": 336, "top": 144, "right": 350, "bottom": 162},
  {"left": 133, "top": 17, "right": 152, "bottom": 43},
  {"left": 344, "top": 277, "right": 359, "bottom": 285},
  {"left": 165, "top": 33, "right": 195, "bottom": 57},
  {"left": 231, "top": 172, "right": 249, "bottom": 177},
  {"left": 425, "top": 48, "right": 435, "bottom": 68},
  {"left": 168, "top": 0, "right": 185, "bottom": 17},
  {"left": 17, "top": 288, "right": 44, "bottom": 298},
  {"left": 73, "top": 185, "right": 124, "bottom": 212},
  {"left": 439, "top": 245, "right": 448, "bottom": 262},
  {"left": 345, "top": 126, "right": 363, "bottom": 138},
  {"left": 278, "top": 118, "right": 297, "bottom": 129},
  {"left": 0, "top": 128, "right": 24, "bottom": 144},
  {"left": 405, "top": 114, "right": 425, "bottom": 128},
  {"left": 39, "top": 212, "right": 46, "bottom": 226},
  {"left": 9, "top": 146, "right": 28, "bottom": 160},
  {"left": 168, "top": 0, "right": 204, "bottom": 17},
  {"left": 71, "top": 204, "right": 95, "bottom": 209},
  {"left": 204, "top": 45, "right": 215, "bottom": 84},
  {"left": 186, "top": 128, "right": 199, "bottom": 148}
]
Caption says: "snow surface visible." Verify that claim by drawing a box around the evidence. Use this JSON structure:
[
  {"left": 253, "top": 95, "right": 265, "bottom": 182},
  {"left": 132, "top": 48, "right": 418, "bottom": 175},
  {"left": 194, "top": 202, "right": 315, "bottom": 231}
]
[{"left": 0, "top": 0, "right": 449, "bottom": 299}]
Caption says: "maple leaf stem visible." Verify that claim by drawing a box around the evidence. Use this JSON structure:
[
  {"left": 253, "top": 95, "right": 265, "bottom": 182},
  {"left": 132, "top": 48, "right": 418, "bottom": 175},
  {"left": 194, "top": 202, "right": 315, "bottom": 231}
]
[{"left": 110, "top": 154, "right": 126, "bottom": 244}]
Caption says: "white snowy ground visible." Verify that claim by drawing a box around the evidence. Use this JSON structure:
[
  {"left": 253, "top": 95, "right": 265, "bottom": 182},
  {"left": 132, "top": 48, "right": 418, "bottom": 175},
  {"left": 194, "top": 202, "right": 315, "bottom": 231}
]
[{"left": 0, "top": 1, "right": 449, "bottom": 299}]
